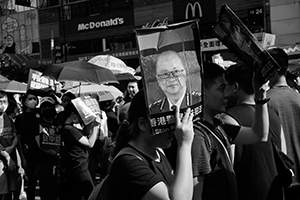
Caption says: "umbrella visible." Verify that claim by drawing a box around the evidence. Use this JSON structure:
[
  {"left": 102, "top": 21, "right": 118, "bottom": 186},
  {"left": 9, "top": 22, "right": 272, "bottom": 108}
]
[
  {"left": 42, "top": 60, "right": 118, "bottom": 85},
  {"left": 67, "top": 83, "right": 123, "bottom": 102},
  {"left": 88, "top": 55, "right": 139, "bottom": 81},
  {"left": 88, "top": 55, "right": 135, "bottom": 74},
  {"left": 0, "top": 74, "right": 9, "bottom": 81},
  {"left": 0, "top": 80, "right": 27, "bottom": 93},
  {"left": 115, "top": 73, "right": 141, "bottom": 81}
]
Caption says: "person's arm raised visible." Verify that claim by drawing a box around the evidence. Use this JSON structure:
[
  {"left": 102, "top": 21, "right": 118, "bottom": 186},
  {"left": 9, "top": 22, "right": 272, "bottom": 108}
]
[
  {"left": 143, "top": 107, "right": 194, "bottom": 200},
  {"left": 170, "top": 107, "right": 194, "bottom": 200}
]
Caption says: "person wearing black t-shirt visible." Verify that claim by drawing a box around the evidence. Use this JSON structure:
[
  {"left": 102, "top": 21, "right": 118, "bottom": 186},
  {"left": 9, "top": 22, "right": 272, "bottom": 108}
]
[
  {"left": 15, "top": 90, "right": 40, "bottom": 200},
  {"left": 34, "top": 96, "right": 60, "bottom": 200},
  {"left": 60, "top": 100, "right": 100, "bottom": 200}
]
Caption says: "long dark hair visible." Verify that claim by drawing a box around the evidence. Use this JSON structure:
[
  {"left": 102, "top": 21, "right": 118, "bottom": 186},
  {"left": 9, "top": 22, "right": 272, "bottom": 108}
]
[{"left": 113, "top": 90, "right": 148, "bottom": 156}]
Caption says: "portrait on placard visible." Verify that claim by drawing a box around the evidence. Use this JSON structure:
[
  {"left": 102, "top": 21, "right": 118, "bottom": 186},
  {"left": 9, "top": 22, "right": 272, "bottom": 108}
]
[{"left": 136, "top": 20, "right": 203, "bottom": 135}]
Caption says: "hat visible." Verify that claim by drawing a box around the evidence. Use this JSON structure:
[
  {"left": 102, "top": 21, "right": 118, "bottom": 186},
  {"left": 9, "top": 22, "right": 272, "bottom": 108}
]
[{"left": 40, "top": 96, "right": 56, "bottom": 107}]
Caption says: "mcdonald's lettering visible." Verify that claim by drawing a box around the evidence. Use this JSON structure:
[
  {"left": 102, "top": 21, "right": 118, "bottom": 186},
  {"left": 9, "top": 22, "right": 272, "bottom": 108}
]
[{"left": 185, "top": 2, "right": 202, "bottom": 20}]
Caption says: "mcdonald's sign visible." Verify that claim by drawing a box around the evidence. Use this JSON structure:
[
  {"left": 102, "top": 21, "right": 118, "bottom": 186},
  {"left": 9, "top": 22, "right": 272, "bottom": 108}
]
[
  {"left": 173, "top": 0, "right": 216, "bottom": 24},
  {"left": 185, "top": 2, "right": 202, "bottom": 20}
]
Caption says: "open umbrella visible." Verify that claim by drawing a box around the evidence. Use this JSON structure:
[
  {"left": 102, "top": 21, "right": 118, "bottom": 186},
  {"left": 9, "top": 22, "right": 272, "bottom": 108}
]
[
  {"left": 88, "top": 55, "right": 135, "bottom": 74},
  {"left": 0, "top": 80, "right": 27, "bottom": 93},
  {"left": 0, "top": 74, "right": 9, "bottom": 81},
  {"left": 42, "top": 60, "right": 118, "bottom": 85},
  {"left": 66, "top": 83, "right": 122, "bottom": 102},
  {"left": 88, "top": 55, "right": 140, "bottom": 81}
]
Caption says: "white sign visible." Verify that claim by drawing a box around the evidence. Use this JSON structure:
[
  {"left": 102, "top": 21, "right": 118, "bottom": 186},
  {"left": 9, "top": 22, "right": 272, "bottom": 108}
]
[
  {"left": 201, "top": 38, "right": 227, "bottom": 52},
  {"left": 77, "top": 17, "right": 124, "bottom": 31}
]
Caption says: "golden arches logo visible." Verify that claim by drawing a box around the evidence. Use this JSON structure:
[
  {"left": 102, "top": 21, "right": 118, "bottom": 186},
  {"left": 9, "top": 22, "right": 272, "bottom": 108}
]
[{"left": 185, "top": 2, "right": 202, "bottom": 19}]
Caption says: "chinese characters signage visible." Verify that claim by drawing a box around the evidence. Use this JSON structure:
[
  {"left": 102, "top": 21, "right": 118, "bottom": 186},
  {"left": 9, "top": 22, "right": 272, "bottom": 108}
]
[{"left": 27, "top": 69, "right": 57, "bottom": 91}]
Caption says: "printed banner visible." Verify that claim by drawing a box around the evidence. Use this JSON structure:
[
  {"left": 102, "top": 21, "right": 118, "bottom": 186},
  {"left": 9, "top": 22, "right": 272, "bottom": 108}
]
[
  {"left": 135, "top": 19, "right": 203, "bottom": 135},
  {"left": 0, "top": 9, "right": 39, "bottom": 54},
  {"left": 27, "top": 69, "right": 57, "bottom": 91},
  {"left": 213, "top": 4, "right": 280, "bottom": 83}
]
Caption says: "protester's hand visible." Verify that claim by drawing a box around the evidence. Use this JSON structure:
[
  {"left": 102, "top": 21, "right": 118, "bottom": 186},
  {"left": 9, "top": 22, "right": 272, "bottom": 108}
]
[
  {"left": 252, "top": 67, "right": 269, "bottom": 99},
  {"left": 8, "top": 158, "right": 16, "bottom": 171},
  {"left": 21, "top": 158, "right": 28, "bottom": 171},
  {"left": 174, "top": 107, "right": 194, "bottom": 146}
]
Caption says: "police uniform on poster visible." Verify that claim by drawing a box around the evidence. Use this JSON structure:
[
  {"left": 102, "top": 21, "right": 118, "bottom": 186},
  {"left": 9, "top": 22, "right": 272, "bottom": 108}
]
[{"left": 149, "top": 91, "right": 201, "bottom": 113}]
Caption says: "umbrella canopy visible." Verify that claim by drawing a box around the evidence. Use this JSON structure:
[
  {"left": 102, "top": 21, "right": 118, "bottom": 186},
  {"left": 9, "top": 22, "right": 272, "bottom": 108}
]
[
  {"left": 0, "top": 74, "right": 9, "bottom": 81},
  {"left": 42, "top": 60, "right": 118, "bottom": 85},
  {"left": 0, "top": 80, "right": 27, "bottom": 93},
  {"left": 88, "top": 55, "right": 135, "bottom": 74},
  {"left": 114, "top": 73, "right": 141, "bottom": 81},
  {"left": 68, "top": 83, "right": 123, "bottom": 102}
]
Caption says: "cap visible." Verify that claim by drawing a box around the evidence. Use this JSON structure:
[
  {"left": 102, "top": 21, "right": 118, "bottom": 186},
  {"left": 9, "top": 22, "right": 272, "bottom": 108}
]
[{"left": 40, "top": 96, "right": 56, "bottom": 107}]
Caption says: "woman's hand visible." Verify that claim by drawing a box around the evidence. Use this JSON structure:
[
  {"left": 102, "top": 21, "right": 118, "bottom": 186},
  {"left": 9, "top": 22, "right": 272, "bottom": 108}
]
[{"left": 174, "top": 107, "right": 194, "bottom": 146}]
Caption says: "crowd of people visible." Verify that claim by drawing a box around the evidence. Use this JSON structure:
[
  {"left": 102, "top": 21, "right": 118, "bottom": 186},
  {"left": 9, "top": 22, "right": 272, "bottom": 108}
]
[{"left": 0, "top": 47, "right": 299, "bottom": 200}]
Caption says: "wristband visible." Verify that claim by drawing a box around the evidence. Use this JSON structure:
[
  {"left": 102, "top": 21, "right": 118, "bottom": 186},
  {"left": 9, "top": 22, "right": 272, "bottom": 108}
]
[{"left": 255, "top": 98, "right": 270, "bottom": 104}]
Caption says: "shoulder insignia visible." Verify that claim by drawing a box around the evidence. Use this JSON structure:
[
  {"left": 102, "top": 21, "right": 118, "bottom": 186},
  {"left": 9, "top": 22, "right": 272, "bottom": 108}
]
[
  {"left": 192, "top": 91, "right": 201, "bottom": 97},
  {"left": 149, "top": 99, "right": 164, "bottom": 108}
]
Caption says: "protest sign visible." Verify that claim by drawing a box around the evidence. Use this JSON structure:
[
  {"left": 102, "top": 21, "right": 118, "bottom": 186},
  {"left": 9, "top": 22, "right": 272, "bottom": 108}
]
[
  {"left": 27, "top": 69, "right": 58, "bottom": 91},
  {"left": 135, "top": 19, "right": 203, "bottom": 135},
  {"left": 213, "top": 4, "right": 280, "bottom": 83},
  {"left": 72, "top": 96, "right": 100, "bottom": 125}
]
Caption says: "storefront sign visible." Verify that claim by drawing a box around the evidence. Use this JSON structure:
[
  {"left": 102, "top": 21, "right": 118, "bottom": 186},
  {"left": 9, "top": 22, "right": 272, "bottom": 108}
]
[
  {"left": 185, "top": 2, "right": 202, "bottom": 20},
  {"left": 173, "top": 0, "right": 216, "bottom": 23},
  {"left": 201, "top": 38, "right": 227, "bottom": 52},
  {"left": 78, "top": 17, "right": 124, "bottom": 31},
  {"left": 63, "top": 12, "right": 134, "bottom": 35},
  {"left": 77, "top": 49, "right": 139, "bottom": 61}
]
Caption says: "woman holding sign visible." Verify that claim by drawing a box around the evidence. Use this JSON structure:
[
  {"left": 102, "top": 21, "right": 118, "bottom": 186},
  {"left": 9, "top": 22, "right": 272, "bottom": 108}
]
[
  {"left": 60, "top": 97, "right": 100, "bottom": 200},
  {"left": 103, "top": 90, "right": 194, "bottom": 200}
]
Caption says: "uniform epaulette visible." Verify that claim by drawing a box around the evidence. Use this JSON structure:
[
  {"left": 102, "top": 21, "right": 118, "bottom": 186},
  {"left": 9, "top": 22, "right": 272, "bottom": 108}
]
[
  {"left": 192, "top": 91, "right": 201, "bottom": 97},
  {"left": 149, "top": 99, "right": 164, "bottom": 108}
]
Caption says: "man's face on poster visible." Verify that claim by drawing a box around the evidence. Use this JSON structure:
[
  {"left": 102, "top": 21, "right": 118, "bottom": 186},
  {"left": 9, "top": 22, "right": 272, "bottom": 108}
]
[{"left": 156, "top": 51, "right": 187, "bottom": 98}]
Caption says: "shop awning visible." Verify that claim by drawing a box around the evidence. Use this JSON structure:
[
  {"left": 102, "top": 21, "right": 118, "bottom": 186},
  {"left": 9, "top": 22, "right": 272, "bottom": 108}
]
[{"left": 0, "top": 53, "right": 33, "bottom": 68}]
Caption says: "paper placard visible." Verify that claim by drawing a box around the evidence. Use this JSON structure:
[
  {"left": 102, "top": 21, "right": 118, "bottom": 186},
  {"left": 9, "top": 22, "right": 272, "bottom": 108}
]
[
  {"left": 135, "top": 19, "right": 203, "bottom": 135},
  {"left": 213, "top": 4, "right": 280, "bottom": 83},
  {"left": 72, "top": 96, "right": 100, "bottom": 125}
]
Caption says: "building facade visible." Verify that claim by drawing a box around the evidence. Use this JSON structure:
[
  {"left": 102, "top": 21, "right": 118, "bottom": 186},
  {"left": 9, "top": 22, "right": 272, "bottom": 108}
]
[{"left": 37, "top": 0, "right": 298, "bottom": 68}]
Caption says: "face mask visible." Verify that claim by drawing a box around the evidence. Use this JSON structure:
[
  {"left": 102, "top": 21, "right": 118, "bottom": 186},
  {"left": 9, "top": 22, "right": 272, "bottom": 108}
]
[
  {"left": 0, "top": 103, "right": 8, "bottom": 113},
  {"left": 41, "top": 108, "right": 56, "bottom": 121},
  {"left": 26, "top": 99, "right": 37, "bottom": 109}
]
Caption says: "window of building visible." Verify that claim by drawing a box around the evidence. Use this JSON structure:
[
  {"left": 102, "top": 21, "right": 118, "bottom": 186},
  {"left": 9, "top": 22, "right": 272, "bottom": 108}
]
[
  {"left": 79, "top": 2, "right": 89, "bottom": 18},
  {"left": 92, "top": 38, "right": 103, "bottom": 52},
  {"left": 90, "top": 1, "right": 100, "bottom": 16},
  {"left": 66, "top": 34, "right": 135, "bottom": 56},
  {"left": 70, "top": 3, "right": 80, "bottom": 19},
  {"left": 60, "top": 0, "right": 133, "bottom": 20},
  {"left": 106, "top": 34, "right": 136, "bottom": 51}
]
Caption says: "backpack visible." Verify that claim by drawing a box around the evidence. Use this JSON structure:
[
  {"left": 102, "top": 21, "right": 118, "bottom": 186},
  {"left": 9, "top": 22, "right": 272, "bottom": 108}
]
[{"left": 88, "top": 147, "right": 148, "bottom": 200}]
